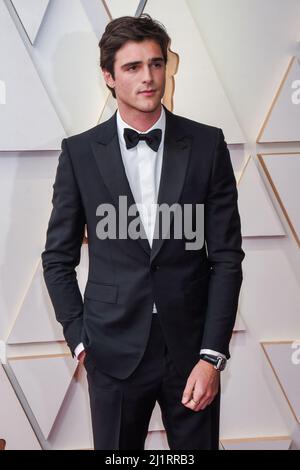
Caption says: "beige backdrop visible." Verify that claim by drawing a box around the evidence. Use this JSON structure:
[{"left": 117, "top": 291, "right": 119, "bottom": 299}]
[{"left": 0, "top": 0, "right": 300, "bottom": 450}]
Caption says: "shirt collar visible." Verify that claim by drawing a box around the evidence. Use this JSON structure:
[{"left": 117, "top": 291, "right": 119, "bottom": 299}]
[{"left": 116, "top": 105, "right": 166, "bottom": 149}]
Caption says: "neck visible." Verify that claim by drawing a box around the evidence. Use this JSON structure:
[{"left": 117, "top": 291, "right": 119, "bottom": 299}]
[{"left": 118, "top": 103, "right": 162, "bottom": 132}]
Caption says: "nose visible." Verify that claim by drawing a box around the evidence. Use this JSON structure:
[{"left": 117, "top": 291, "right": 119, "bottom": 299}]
[{"left": 142, "top": 65, "right": 153, "bottom": 84}]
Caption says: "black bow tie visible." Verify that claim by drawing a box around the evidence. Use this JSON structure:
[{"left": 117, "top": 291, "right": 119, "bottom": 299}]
[{"left": 123, "top": 128, "right": 162, "bottom": 152}]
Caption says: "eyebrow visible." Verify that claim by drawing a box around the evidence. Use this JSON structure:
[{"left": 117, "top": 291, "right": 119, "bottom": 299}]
[{"left": 121, "top": 57, "right": 164, "bottom": 69}]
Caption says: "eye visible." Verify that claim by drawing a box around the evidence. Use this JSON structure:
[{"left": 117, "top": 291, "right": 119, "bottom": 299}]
[{"left": 128, "top": 65, "right": 137, "bottom": 71}]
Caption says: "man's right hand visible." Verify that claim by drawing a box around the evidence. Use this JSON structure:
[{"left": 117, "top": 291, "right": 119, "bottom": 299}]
[{"left": 78, "top": 350, "right": 87, "bottom": 365}]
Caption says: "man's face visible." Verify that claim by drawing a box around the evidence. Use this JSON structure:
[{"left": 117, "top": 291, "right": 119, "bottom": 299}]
[{"left": 103, "top": 39, "right": 166, "bottom": 114}]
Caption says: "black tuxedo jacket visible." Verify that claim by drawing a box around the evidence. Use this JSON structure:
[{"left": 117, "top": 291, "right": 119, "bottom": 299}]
[{"left": 42, "top": 105, "right": 245, "bottom": 380}]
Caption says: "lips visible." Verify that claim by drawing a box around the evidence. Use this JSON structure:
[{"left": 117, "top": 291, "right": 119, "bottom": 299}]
[{"left": 139, "top": 90, "right": 156, "bottom": 95}]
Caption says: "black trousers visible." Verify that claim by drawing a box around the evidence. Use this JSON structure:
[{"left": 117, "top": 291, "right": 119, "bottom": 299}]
[{"left": 84, "top": 315, "right": 221, "bottom": 450}]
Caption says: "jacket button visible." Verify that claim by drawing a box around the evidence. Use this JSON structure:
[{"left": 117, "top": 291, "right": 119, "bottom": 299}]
[{"left": 151, "top": 265, "right": 160, "bottom": 272}]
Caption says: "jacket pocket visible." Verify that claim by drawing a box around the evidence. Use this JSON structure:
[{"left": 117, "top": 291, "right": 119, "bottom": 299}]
[{"left": 84, "top": 281, "right": 118, "bottom": 303}]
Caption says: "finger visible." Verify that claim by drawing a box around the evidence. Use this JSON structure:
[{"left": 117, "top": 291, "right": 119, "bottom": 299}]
[
  {"left": 183, "top": 395, "right": 202, "bottom": 411},
  {"left": 181, "top": 393, "right": 197, "bottom": 409},
  {"left": 181, "top": 380, "right": 196, "bottom": 405},
  {"left": 196, "top": 394, "right": 216, "bottom": 411},
  {"left": 189, "top": 383, "right": 207, "bottom": 405},
  {"left": 190, "top": 387, "right": 205, "bottom": 406},
  {"left": 182, "top": 400, "right": 197, "bottom": 411},
  {"left": 192, "top": 399, "right": 208, "bottom": 412},
  {"left": 195, "top": 392, "right": 210, "bottom": 409}
]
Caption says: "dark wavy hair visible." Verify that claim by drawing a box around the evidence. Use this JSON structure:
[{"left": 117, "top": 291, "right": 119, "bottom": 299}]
[{"left": 99, "top": 14, "right": 170, "bottom": 98}]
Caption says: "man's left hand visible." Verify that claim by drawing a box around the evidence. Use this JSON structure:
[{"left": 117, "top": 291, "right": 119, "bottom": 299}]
[{"left": 181, "top": 359, "right": 220, "bottom": 412}]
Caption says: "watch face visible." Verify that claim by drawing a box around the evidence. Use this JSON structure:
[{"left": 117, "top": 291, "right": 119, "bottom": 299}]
[{"left": 217, "top": 357, "right": 226, "bottom": 370}]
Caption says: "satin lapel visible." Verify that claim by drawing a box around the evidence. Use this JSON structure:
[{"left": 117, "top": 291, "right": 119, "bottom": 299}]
[
  {"left": 150, "top": 111, "right": 192, "bottom": 264},
  {"left": 90, "top": 113, "right": 151, "bottom": 257}
]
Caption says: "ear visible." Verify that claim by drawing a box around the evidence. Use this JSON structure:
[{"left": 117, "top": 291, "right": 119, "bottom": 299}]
[{"left": 102, "top": 68, "right": 115, "bottom": 89}]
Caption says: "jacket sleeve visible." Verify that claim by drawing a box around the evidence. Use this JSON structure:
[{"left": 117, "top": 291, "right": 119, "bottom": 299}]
[
  {"left": 201, "top": 128, "right": 245, "bottom": 359},
  {"left": 41, "top": 138, "right": 86, "bottom": 357}
]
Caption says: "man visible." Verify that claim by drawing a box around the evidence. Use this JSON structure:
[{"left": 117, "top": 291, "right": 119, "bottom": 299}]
[{"left": 42, "top": 14, "right": 244, "bottom": 450}]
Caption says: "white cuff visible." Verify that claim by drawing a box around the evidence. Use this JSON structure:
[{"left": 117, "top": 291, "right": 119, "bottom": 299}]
[
  {"left": 74, "top": 342, "right": 85, "bottom": 359},
  {"left": 200, "top": 349, "right": 227, "bottom": 359}
]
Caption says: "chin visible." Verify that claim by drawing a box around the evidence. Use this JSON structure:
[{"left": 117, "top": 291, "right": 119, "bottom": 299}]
[{"left": 139, "top": 100, "right": 161, "bottom": 113}]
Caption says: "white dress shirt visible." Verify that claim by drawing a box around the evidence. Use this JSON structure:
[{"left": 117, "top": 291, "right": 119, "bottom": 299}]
[{"left": 75, "top": 105, "right": 226, "bottom": 362}]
